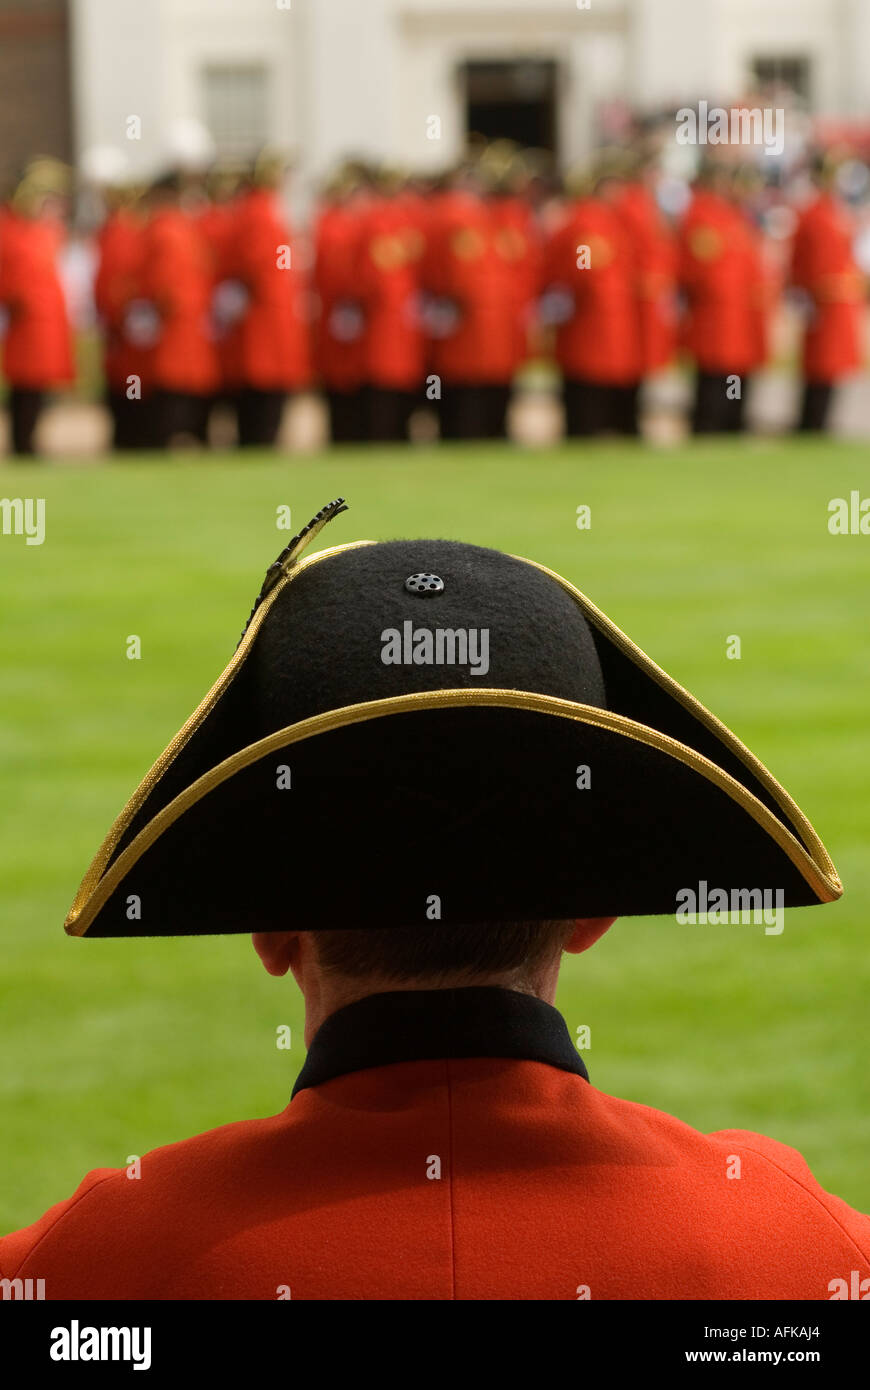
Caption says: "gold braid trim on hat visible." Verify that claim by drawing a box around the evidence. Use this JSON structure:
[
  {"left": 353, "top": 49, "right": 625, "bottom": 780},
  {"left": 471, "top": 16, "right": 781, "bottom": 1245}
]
[
  {"left": 520, "top": 556, "right": 840, "bottom": 889},
  {"left": 66, "top": 687, "right": 841, "bottom": 936}
]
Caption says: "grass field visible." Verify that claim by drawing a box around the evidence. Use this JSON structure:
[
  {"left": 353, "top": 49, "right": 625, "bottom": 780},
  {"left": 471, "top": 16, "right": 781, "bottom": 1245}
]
[{"left": 1, "top": 437, "right": 869, "bottom": 1233}]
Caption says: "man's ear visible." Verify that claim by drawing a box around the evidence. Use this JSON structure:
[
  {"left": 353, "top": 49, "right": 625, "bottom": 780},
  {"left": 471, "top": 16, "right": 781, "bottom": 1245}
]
[
  {"left": 563, "top": 917, "right": 616, "bottom": 955},
  {"left": 252, "top": 931, "right": 299, "bottom": 977}
]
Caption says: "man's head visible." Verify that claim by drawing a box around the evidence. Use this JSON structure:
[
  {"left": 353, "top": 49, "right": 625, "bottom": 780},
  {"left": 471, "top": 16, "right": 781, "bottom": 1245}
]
[
  {"left": 253, "top": 917, "right": 615, "bottom": 1045},
  {"left": 146, "top": 169, "right": 183, "bottom": 211}
]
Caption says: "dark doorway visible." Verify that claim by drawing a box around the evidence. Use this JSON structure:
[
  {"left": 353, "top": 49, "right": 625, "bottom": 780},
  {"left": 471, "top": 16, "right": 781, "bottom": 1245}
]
[
  {"left": 462, "top": 59, "right": 558, "bottom": 154},
  {"left": 751, "top": 54, "right": 812, "bottom": 104}
]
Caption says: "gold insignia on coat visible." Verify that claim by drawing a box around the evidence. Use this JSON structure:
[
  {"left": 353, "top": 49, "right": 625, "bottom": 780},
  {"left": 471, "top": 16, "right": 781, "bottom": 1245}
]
[
  {"left": 495, "top": 227, "right": 526, "bottom": 261},
  {"left": 370, "top": 235, "right": 406, "bottom": 271},
  {"left": 688, "top": 227, "right": 723, "bottom": 262},
  {"left": 451, "top": 227, "right": 486, "bottom": 260},
  {"left": 582, "top": 234, "right": 615, "bottom": 268},
  {"left": 403, "top": 227, "right": 425, "bottom": 261}
]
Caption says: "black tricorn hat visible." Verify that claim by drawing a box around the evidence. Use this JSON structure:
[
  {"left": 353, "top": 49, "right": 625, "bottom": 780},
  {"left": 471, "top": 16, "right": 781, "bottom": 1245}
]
[{"left": 65, "top": 499, "right": 841, "bottom": 938}]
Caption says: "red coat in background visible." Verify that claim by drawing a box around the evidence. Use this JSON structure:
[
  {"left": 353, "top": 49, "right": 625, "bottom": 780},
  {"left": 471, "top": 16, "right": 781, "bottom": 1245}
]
[
  {"left": 196, "top": 197, "right": 243, "bottom": 393},
  {"left": 94, "top": 207, "right": 149, "bottom": 392},
  {"left": 312, "top": 198, "right": 367, "bottom": 392},
  {"left": 421, "top": 190, "right": 519, "bottom": 385},
  {"left": 196, "top": 199, "right": 236, "bottom": 284},
  {"left": 140, "top": 206, "right": 217, "bottom": 396},
  {"left": 395, "top": 188, "right": 429, "bottom": 268},
  {"left": 0, "top": 209, "right": 73, "bottom": 388},
  {"left": 546, "top": 196, "right": 642, "bottom": 384},
  {"left": 614, "top": 181, "right": 677, "bottom": 372},
  {"left": 790, "top": 193, "right": 865, "bottom": 383},
  {"left": 354, "top": 194, "right": 424, "bottom": 390},
  {"left": 678, "top": 190, "right": 768, "bottom": 375},
  {"left": 488, "top": 193, "right": 541, "bottom": 371},
  {"left": 224, "top": 188, "right": 310, "bottom": 392}
]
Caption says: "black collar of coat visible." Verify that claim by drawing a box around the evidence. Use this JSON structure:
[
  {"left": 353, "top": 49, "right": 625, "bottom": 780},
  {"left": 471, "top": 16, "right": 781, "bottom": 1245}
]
[{"left": 291, "top": 986, "right": 589, "bottom": 1098}]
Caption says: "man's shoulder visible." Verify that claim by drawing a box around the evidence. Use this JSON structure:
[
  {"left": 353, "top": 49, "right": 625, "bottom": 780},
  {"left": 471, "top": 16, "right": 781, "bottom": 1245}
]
[
  {"left": 0, "top": 1107, "right": 293, "bottom": 1283},
  {"left": 707, "top": 1125, "right": 870, "bottom": 1248},
  {"left": 583, "top": 1082, "right": 870, "bottom": 1258}
]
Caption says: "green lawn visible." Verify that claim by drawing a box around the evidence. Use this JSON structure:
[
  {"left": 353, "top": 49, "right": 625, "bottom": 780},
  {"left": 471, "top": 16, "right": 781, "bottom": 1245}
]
[{"left": 1, "top": 438, "right": 869, "bottom": 1232}]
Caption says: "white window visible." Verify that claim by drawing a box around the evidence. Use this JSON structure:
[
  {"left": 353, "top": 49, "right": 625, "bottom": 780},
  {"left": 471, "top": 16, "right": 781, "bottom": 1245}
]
[{"left": 201, "top": 64, "right": 270, "bottom": 157}]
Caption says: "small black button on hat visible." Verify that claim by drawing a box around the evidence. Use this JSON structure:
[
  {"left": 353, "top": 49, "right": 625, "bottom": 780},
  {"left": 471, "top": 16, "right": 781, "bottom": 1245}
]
[{"left": 64, "top": 498, "right": 842, "bottom": 939}]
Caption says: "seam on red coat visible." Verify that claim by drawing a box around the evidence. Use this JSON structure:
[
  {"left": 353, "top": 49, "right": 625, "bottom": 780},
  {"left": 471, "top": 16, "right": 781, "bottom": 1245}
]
[
  {"left": 726, "top": 1139, "right": 870, "bottom": 1264},
  {"left": 445, "top": 1058, "right": 457, "bottom": 1301},
  {"left": 4, "top": 1170, "right": 123, "bottom": 1280}
]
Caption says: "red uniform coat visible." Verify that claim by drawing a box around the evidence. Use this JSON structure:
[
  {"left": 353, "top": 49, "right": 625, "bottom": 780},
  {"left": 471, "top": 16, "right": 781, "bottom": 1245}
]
[
  {"left": 312, "top": 199, "right": 367, "bottom": 392},
  {"left": 94, "top": 208, "right": 150, "bottom": 392},
  {"left": 0, "top": 209, "right": 74, "bottom": 388},
  {"left": 546, "top": 197, "right": 643, "bottom": 384},
  {"left": 224, "top": 189, "right": 310, "bottom": 392},
  {"left": 2, "top": 988, "right": 868, "bottom": 1301},
  {"left": 196, "top": 200, "right": 236, "bottom": 282},
  {"left": 421, "top": 191, "right": 520, "bottom": 385},
  {"left": 615, "top": 182, "right": 678, "bottom": 372},
  {"left": 354, "top": 194, "right": 424, "bottom": 390},
  {"left": 488, "top": 194, "right": 541, "bottom": 371},
  {"left": 140, "top": 207, "right": 217, "bottom": 396},
  {"left": 678, "top": 191, "right": 768, "bottom": 374},
  {"left": 197, "top": 199, "right": 243, "bottom": 392},
  {"left": 790, "top": 193, "right": 865, "bottom": 383}
]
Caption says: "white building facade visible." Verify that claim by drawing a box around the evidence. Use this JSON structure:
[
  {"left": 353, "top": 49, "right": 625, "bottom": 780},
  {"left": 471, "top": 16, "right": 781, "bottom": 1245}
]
[{"left": 70, "top": 0, "right": 870, "bottom": 201}]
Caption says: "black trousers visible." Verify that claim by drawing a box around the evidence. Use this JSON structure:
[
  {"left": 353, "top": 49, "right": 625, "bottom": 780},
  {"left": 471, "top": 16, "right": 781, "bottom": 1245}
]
[
  {"left": 439, "top": 384, "right": 511, "bottom": 441},
  {"left": 690, "top": 372, "right": 750, "bottom": 434},
  {"left": 8, "top": 388, "right": 45, "bottom": 456},
  {"left": 613, "top": 383, "right": 641, "bottom": 436},
  {"left": 797, "top": 382, "right": 834, "bottom": 433},
  {"left": 563, "top": 380, "right": 640, "bottom": 437},
  {"left": 106, "top": 389, "right": 153, "bottom": 451},
  {"left": 150, "top": 391, "right": 212, "bottom": 449},
  {"left": 236, "top": 388, "right": 286, "bottom": 448},
  {"left": 326, "top": 389, "right": 366, "bottom": 444},
  {"left": 365, "top": 386, "right": 418, "bottom": 442}
]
